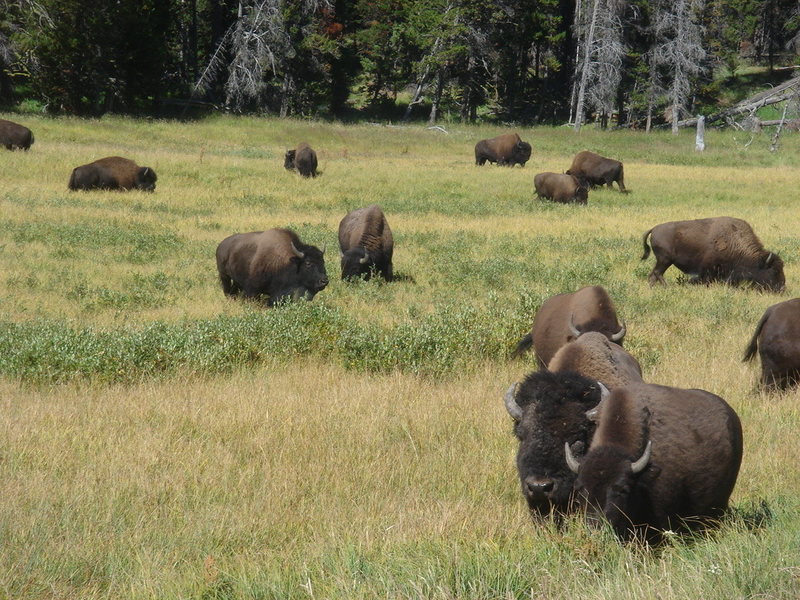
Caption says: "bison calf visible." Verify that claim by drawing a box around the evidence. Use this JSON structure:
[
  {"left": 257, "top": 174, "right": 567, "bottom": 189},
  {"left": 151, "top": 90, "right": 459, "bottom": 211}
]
[
  {"left": 566, "top": 383, "right": 743, "bottom": 544},
  {"left": 339, "top": 204, "right": 394, "bottom": 281},
  {"left": 0, "top": 118, "right": 34, "bottom": 151},
  {"left": 534, "top": 172, "right": 589, "bottom": 204},
  {"left": 566, "top": 150, "right": 626, "bottom": 192},
  {"left": 475, "top": 133, "right": 531, "bottom": 167},
  {"left": 284, "top": 142, "right": 318, "bottom": 177},
  {"left": 743, "top": 298, "right": 800, "bottom": 390},
  {"left": 642, "top": 216, "right": 785, "bottom": 292},
  {"left": 68, "top": 156, "right": 157, "bottom": 192},
  {"left": 216, "top": 228, "right": 328, "bottom": 307}
]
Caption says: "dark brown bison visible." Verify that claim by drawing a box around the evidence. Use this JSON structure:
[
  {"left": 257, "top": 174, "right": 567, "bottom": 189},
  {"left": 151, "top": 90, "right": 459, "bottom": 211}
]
[
  {"left": 504, "top": 370, "right": 603, "bottom": 515},
  {"left": 565, "top": 383, "right": 743, "bottom": 543},
  {"left": 215, "top": 228, "right": 328, "bottom": 306},
  {"left": 566, "top": 150, "right": 627, "bottom": 192},
  {"left": 0, "top": 118, "right": 34, "bottom": 150},
  {"left": 512, "top": 285, "right": 626, "bottom": 366},
  {"left": 534, "top": 172, "right": 589, "bottom": 204},
  {"left": 474, "top": 133, "right": 532, "bottom": 167},
  {"left": 548, "top": 332, "right": 643, "bottom": 389},
  {"left": 338, "top": 204, "right": 394, "bottom": 281},
  {"left": 68, "top": 156, "right": 157, "bottom": 192},
  {"left": 642, "top": 217, "right": 785, "bottom": 292},
  {"left": 284, "top": 142, "right": 318, "bottom": 177},
  {"left": 743, "top": 298, "right": 800, "bottom": 389}
]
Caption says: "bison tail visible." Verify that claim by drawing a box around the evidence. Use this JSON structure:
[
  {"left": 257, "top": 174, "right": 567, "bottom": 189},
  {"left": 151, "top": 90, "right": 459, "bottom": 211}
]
[
  {"left": 743, "top": 309, "right": 770, "bottom": 362},
  {"left": 641, "top": 229, "right": 653, "bottom": 260},
  {"left": 511, "top": 332, "right": 534, "bottom": 359}
]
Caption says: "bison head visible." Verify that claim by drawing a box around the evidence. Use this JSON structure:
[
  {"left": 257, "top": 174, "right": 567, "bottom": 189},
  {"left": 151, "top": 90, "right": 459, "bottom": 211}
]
[
  {"left": 566, "top": 440, "right": 652, "bottom": 541},
  {"left": 135, "top": 167, "right": 157, "bottom": 192},
  {"left": 291, "top": 242, "right": 329, "bottom": 296},
  {"left": 284, "top": 149, "right": 297, "bottom": 171},
  {"left": 514, "top": 141, "right": 532, "bottom": 165},
  {"left": 504, "top": 370, "right": 602, "bottom": 515},
  {"left": 340, "top": 247, "right": 374, "bottom": 281},
  {"left": 751, "top": 252, "right": 786, "bottom": 293}
]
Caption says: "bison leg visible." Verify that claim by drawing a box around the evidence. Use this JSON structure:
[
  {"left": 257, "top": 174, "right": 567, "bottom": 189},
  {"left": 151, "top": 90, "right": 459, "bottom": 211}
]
[
  {"left": 647, "top": 257, "right": 671, "bottom": 286},
  {"left": 218, "top": 273, "right": 240, "bottom": 297}
]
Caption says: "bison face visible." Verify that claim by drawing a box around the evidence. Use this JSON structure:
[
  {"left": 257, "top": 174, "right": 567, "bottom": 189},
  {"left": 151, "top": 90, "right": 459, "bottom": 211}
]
[
  {"left": 294, "top": 245, "right": 329, "bottom": 294},
  {"left": 505, "top": 371, "right": 601, "bottom": 515},
  {"left": 752, "top": 253, "right": 786, "bottom": 293},
  {"left": 340, "top": 247, "right": 374, "bottom": 281},
  {"left": 135, "top": 167, "right": 157, "bottom": 192},
  {"left": 284, "top": 150, "right": 297, "bottom": 171},
  {"left": 513, "top": 141, "right": 532, "bottom": 165}
]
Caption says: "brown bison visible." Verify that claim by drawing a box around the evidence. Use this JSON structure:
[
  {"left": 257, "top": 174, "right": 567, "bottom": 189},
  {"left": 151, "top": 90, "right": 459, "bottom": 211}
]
[
  {"left": 504, "top": 370, "right": 603, "bottom": 515},
  {"left": 548, "top": 332, "right": 643, "bottom": 389},
  {"left": 534, "top": 172, "right": 589, "bottom": 204},
  {"left": 642, "top": 217, "right": 785, "bottom": 292},
  {"left": 0, "top": 118, "right": 34, "bottom": 150},
  {"left": 474, "top": 133, "right": 532, "bottom": 167},
  {"left": 284, "top": 142, "right": 318, "bottom": 177},
  {"left": 215, "top": 228, "right": 328, "bottom": 306},
  {"left": 565, "top": 383, "right": 743, "bottom": 543},
  {"left": 566, "top": 150, "right": 627, "bottom": 192},
  {"left": 743, "top": 298, "right": 800, "bottom": 389},
  {"left": 512, "top": 285, "right": 626, "bottom": 366},
  {"left": 68, "top": 156, "right": 157, "bottom": 192},
  {"left": 338, "top": 204, "right": 394, "bottom": 281}
]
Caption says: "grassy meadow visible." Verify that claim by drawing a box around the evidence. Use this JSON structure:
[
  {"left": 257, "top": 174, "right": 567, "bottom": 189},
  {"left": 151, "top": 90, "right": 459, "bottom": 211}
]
[{"left": 1, "top": 113, "right": 799, "bottom": 599}]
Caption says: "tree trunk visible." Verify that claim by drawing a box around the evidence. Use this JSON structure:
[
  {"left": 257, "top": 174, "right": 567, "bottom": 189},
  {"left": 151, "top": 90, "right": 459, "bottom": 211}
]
[
  {"left": 428, "top": 70, "right": 445, "bottom": 125},
  {"left": 574, "top": 0, "right": 600, "bottom": 131}
]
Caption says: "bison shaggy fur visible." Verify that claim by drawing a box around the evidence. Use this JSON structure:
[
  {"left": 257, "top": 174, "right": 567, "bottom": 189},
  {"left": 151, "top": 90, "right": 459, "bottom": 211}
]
[
  {"left": 284, "top": 142, "right": 318, "bottom": 177},
  {"left": 216, "top": 228, "right": 328, "bottom": 306},
  {"left": 474, "top": 133, "right": 531, "bottom": 167},
  {"left": 338, "top": 204, "right": 394, "bottom": 281},
  {"left": 534, "top": 172, "right": 589, "bottom": 204},
  {"left": 641, "top": 216, "right": 785, "bottom": 292},
  {"left": 68, "top": 156, "right": 157, "bottom": 192},
  {"left": 548, "top": 332, "right": 643, "bottom": 389},
  {"left": 743, "top": 298, "right": 800, "bottom": 390},
  {"left": 0, "top": 119, "right": 34, "bottom": 150},
  {"left": 566, "top": 150, "right": 626, "bottom": 192}
]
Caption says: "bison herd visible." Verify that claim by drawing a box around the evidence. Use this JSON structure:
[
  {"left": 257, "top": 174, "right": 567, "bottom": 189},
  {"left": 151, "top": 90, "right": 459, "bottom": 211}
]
[{"left": 5, "top": 116, "right": 799, "bottom": 545}]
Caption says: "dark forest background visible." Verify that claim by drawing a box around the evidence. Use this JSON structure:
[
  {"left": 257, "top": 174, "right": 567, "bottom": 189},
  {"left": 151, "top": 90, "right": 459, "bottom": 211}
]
[{"left": 1, "top": 0, "right": 799, "bottom": 126}]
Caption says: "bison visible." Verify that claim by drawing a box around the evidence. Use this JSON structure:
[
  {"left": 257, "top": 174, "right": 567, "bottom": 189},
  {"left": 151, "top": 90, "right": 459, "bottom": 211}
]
[
  {"left": 743, "top": 298, "right": 800, "bottom": 390},
  {"left": 68, "top": 156, "right": 157, "bottom": 192},
  {"left": 642, "top": 217, "right": 785, "bottom": 292},
  {"left": 0, "top": 118, "right": 34, "bottom": 150},
  {"left": 548, "top": 332, "right": 643, "bottom": 389},
  {"left": 216, "top": 228, "right": 328, "bottom": 306},
  {"left": 512, "top": 285, "right": 626, "bottom": 367},
  {"left": 566, "top": 151, "right": 626, "bottom": 192},
  {"left": 284, "top": 142, "right": 318, "bottom": 177},
  {"left": 504, "top": 370, "right": 603, "bottom": 515},
  {"left": 534, "top": 172, "right": 589, "bottom": 204},
  {"left": 565, "top": 383, "right": 743, "bottom": 543},
  {"left": 474, "top": 133, "right": 531, "bottom": 167},
  {"left": 339, "top": 204, "right": 394, "bottom": 281}
]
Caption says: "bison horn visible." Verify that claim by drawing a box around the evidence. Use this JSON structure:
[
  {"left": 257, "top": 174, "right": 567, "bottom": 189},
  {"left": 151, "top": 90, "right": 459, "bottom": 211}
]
[
  {"left": 290, "top": 242, "right": 305, "bottom": 259},
  {"left": 359, "top": 254, "right": 370, "bottom": 264},
  {"left": 585, "top": 381, "right": 609, "bottom": 422},
  {"left": 503, "top": 383, "right": 523, "bottom": 421},
  {"left": 564, "top": 441, "right": 581, "bottom": 474},
  {"left": 765, "top": 252, "right": 774, "bottom": 267},
  {"left": 610, "top": 319, "right": 626, "bottom": 342},
  {"left": 568, "top": 314, "right": 581, "bottom": 339},
  {"left": 630, "top": 440, "right": 652, "bottom": 474}
]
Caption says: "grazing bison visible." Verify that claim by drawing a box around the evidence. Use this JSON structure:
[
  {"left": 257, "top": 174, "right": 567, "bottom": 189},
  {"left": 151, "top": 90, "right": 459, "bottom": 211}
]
[
  {"left": 534, "top": 172, "right": 589, "bottom": 204},
  {"left": 566, "top": 151, "right": 626, "bottom": 192},
  {"left": 284, "top": 142, "right": 318, "bottom": 177},
  {"left": 216, "top": 228, "right": 328, "bottom": 306},
  {"left": 338, "top": 204, "right": 394, "bottom": 281},
  {"left": 743, "top": 298, "right": 800, "bottom": 390},
  {"left": 642, "top": 217, "right": 785, "bottom": 292},
  {"left": 512, "top": 285, "right": 626, "bottom": 367},
  {"left": 68, "top": 156, "right": 157, "bottom": 192},
  {"left": 504, "top": 371, "right": 603, "bottom": 515},
  {"left": 565, "top": 383, "right": 743, "bottom": 543},
  {"left": 474, "top": 133, "right": 532, "bottom": 167},
  {"left": 548, "top": 332, "right": 643, "bottom": 389},
  {"left": 0, "top": 119, "right": 34, "bottom": 150}
]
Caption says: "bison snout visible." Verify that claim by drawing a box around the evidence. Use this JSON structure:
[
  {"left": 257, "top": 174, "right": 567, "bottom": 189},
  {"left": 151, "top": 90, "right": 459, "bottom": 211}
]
[
  {"left": 524, "top": 477, "right": 554, "bottom": 497},
  {"left": 317, "top": 276, "right": 329, "bottom": 290}
]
